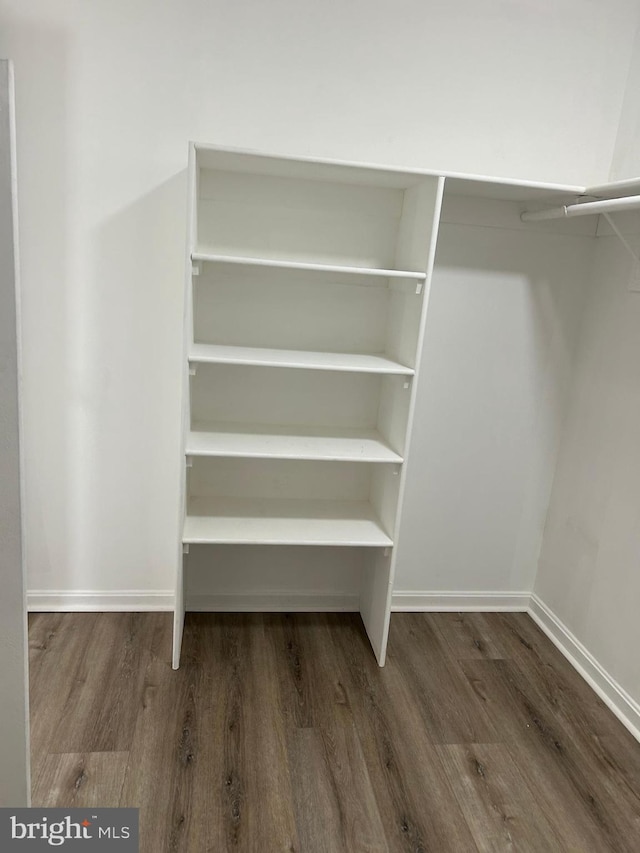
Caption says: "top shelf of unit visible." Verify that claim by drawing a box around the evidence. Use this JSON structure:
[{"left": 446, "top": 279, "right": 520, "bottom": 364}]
[
  {"left": 194, "top": 142, "right": 586, "bottom": 200},
  {"left": 191, "top": 252, "right": 426, "bottom": 281}
]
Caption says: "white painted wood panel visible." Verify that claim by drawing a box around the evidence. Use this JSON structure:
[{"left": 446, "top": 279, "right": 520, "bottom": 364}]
[
  {"left": 189, "top": 343, "right": 414, "bottom": 375},
  {"left": 385, "top": 290, "right": 423, "bottom": 369},
  {"left": 194, "top": 145, "right": 584, "bottom": 198},
  {"left": 187, "top": 544, "right": 365, "bottom": 602},
  {"left": 183, "top": 497, "right": 392, "bottom": 547},
  {"left": 172, "top": 141, "right": 198, "bottom": 669},
  {"left": 376, "top": 376, "right": 412, "bottom": 456},
  {"left": 0, "top": 57, "right": 30, "bottom": 805},
  {"left": 395, "top": 180, "right": 445, "bottom": 270},
  {"left": 360, "top": 549, "right": 394, "bottom": 665},
  {"left": 187, "top": 423, "right": 402, "bottom": 463},
  {"left": 370, "top": 465, "right": 402, "bottom": 538}
]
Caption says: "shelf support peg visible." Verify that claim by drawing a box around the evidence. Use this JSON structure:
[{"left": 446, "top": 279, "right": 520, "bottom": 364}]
[
  {"left": 189, "top": 364, "right": 198, "bottom": 377},
  {"left": 182, "top": 543, "right": 190, "bottom": 555},
  {"left": 415, "top": 281, "right": 423, "bottom": 295},
  {"left": 191, "top": 260, "right": 201, "bottom": 276}
]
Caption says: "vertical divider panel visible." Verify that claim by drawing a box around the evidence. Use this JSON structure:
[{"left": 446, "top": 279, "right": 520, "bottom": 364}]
[
  {"left": 359, "top": 176, "right": 445, "bottom": 665},
  {"left": 173, "top": 143, "right": 198, "bottom": 669}
]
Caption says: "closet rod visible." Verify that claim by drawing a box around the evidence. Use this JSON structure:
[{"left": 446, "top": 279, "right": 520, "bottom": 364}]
[{"left": 521, "top": 194, "right": 640, "bottom": 221}]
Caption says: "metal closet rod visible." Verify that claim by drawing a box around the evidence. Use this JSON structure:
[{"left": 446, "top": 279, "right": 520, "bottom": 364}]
[{"left": 521, "top": 194, "right": 640, "bottom": 221}]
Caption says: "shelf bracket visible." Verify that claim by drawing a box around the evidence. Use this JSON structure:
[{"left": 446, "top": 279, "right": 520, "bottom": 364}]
[
  {"left": 403, "top": 379, "right": 412, "bottom": 390},
  {"left": 185, "top": 455, "right": 193, "bottom": 468},
  {"left": 189, "top": 364, "right": 198, "bottom": 377},
  {"left": 182, "top": 543, "right": 190, "bottom": 555},
  {"left": 393, "top": 464, "right": 401, "bottom": 476},
  {"left": 384, "top": 547, "right": 391, "bottom": 557},
  {"left": 191, "top": 260, "right": 201, "bottom": 277},
  {"left": 415, "top": 281, "right": 423, "bottom": 295}
]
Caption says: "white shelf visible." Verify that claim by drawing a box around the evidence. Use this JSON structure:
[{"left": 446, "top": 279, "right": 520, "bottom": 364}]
[
  {"left": 187, "top": 422, "right": 403, "bottom": 463},
  {"left": 191, "top": 251, "right": 426, "bottom": 281},
  {"left": 183, "top": 497, "right": 393, "bottom": 547},
  {"left": 195, "top": 142, "right": 585, "bottom": 199},
  {"left": 174, "top": 142, "right": 446, "bottom": 670},
  {"left": 188, "top": 343, "right": 414, "bottom": 375}
]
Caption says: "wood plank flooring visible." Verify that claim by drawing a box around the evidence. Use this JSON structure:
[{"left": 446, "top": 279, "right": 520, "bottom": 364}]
[{"left": 29, "top": 611, "right": 640, "bottom": 852}]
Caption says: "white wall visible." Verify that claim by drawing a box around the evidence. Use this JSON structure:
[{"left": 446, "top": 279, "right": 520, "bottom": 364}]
[
  {"left": 535, "top": 218, "right": 640, "bottom": 707},
  {"left": 0, "top": 0, "right": 639, "bottom": 600},
  {"left": 394, "top": 209, "right": 593, "bottom": 595},
  {"left": 0, "top": 59, "right": 30, "bottom": 806},
  {"left": 610, "top": 17, "right": 640, "bottom": 181}
]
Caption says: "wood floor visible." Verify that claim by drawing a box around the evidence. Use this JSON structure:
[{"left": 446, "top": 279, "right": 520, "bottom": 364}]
[{"left": 29, "top": 611, "right": 640, "bottom": 852}]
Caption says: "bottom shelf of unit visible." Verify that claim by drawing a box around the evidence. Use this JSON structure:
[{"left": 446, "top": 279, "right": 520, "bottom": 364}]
[{"left": 183, "top": 497, "right": 393, "bottom": 547}]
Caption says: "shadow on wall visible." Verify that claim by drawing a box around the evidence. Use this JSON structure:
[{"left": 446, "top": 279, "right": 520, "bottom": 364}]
[{"left": 66, "top": 173, "right": 187, "bottom": 591}]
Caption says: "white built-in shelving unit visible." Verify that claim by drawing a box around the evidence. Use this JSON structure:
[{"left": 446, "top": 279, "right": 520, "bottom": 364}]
[{"left": 173, "top": 143, "right": 587, "bottom": 669}]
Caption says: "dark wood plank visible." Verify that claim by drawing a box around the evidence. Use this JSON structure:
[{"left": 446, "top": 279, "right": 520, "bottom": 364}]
[
  {"left": 119, "top": 630, "right": 201, "bottom": 853},
  {"left": 478, "top": 618, "right": 640, "bottom": 838},
  {"left": 28, "top": 612, "right": 67, "bottom": 686},
  {"left": 492, "top": 612, "right": 623, "bottom": 735},
  {"left": 42, "top": 613, "right": 168, "bottom": 754},
  {"left": 430, "top": 613, "right": 506, "bottom": 660},
  {"left": 87, "top": 612, "right": 168, "bottom": 752},
  {"left": 270, "top": 612, "right": 354, "bottom": 730},
  {"left": 437, "top": 743, "right": 564, "bottom": 852},
  {"left": 288, "top": 726, "right": 388, "bottom": 853},
  {"left": 592, "top": 730, "right": 640, "bottom": 810},
  {"left": 331, "top": 614, "right": 479, "bottom": 852},
  {"left": 209, "top": 613, "right": 300, "bottom": 853},
  {"left": 33, "top": 752, "right": 129, "bottom": 808},
  {"left": 121, "top": 613, "right": 300, "bottom": 853},
  {"left": 29, "top": 613, "right": 102, "bottom": 779},
  {"left": 389, "top": 614, "right": 499, "bottom": 744},
  {"left": 29, "top": 611, "right": 640, "bottom": 853},
  {"left": 461, "top": 658, "right": 639, "bottom": 852},
  {"left": 499, "top": 654, "right": 640, "bottom": 843}
]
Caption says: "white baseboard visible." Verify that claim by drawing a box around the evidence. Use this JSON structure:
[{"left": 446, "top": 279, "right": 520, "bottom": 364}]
[
  {"left": 391, "top": 590, "right": 530, "bottom": 611},
  {"left": 27, "top": 590, "right": 174, "bottom": 612},
  {"left": 185, "top": 592, "right": 359, "bottom": 612},
  {"left": 27, "top": 590, "right": 358, "bottom": 613},
  {"left": 529, "top": 594, "right": 640, "bottom": 742}
]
